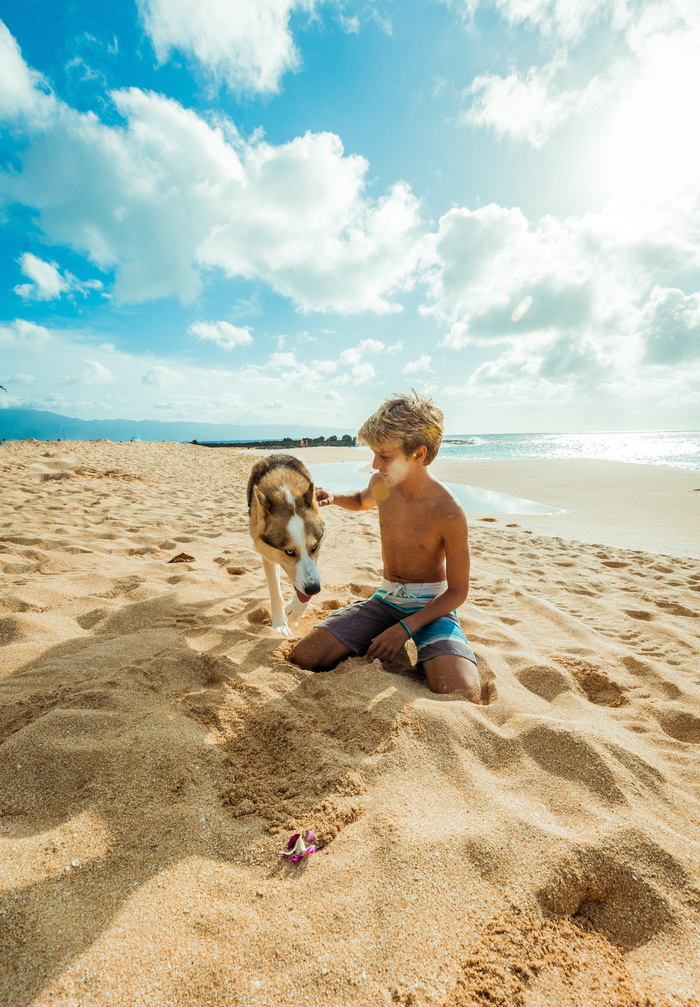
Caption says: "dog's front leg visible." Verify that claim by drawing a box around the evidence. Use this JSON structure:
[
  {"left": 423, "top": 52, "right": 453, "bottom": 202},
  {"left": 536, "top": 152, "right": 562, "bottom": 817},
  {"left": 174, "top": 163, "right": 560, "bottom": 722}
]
[
  {"left": 285, "top": 594, "right": 310, "bottom": 623},
  {"left": 262, "top": 559, "right": 291, "bottom": 636}
]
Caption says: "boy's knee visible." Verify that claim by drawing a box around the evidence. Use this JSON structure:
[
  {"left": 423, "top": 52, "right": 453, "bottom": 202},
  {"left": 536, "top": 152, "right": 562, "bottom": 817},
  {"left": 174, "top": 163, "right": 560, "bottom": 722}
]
[
  {"left": 424, "top": 656, "right": 482, "bottom": 703},
  {"left": 289, "top": 637, "right": 320, "bottom": 671},
  {"left": 289, "top": 629, "right": 348, "bottom": 672}
]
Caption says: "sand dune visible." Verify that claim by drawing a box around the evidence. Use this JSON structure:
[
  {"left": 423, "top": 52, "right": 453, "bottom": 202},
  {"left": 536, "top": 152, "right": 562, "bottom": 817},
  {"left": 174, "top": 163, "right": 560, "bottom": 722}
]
[{"left": 1, "top": 439, "right": 699, "bottom": 1006}]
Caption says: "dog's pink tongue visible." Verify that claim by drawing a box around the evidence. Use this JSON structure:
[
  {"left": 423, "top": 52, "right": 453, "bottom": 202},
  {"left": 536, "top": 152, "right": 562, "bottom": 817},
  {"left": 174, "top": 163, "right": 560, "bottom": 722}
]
[{"left": 296, "top": 588, "right": 312, "bottom": 604}]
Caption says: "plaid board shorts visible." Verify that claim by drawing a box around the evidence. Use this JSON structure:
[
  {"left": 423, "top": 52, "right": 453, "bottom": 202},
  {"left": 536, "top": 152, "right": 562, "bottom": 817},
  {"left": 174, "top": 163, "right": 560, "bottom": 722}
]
[{"left": 315, "top": 579, "right": 477, "bottom": 665}]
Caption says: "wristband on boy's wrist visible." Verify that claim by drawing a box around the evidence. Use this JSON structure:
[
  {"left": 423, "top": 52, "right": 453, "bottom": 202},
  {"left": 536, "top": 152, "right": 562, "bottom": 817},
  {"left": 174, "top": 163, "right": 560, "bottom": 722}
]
[{"left": 399, "top": 619, "right": 414, "bottom": 640}]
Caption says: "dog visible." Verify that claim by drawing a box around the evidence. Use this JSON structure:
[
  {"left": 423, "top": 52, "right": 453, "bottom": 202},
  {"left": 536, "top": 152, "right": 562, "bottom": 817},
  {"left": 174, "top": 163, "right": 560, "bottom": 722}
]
[{"left": 247, "top": 454, "right": 325, "bottom": 636}]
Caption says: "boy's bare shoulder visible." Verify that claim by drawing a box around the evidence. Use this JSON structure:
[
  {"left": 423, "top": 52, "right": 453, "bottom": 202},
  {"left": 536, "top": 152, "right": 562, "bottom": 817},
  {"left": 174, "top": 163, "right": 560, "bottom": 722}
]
[{"left": 427, "top": 477, "right": 467, "bottom": 522}]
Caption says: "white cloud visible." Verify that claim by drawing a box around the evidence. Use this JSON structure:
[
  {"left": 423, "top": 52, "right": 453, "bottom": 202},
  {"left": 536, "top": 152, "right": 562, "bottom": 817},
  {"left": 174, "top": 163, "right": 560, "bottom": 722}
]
[
  {"left": 137, "top": 0, "right": 316, "bottom": 94},
  {"left": 339, "top": 339, "right": 386, "bottom": 365},
  {"left": 142, "top": 365, "right": 185, "bottom": 386},
  {"left": 0, "top": 22, "right": 51, "bottom": 120},
  {"left": 198, "top": 132, "right": 424, "bottom": 313},
  {"left": 64, "top": 360, "right": 115, "bottom": 386},
  {"left": 463, "top": 65, "right": 602, "bottom": 148},
  {"left": 0, "top": 34, "right": 423, "bottom": 313},
  {"left": 349, "top": 362, "right": 376, "bottom": 384},
  {"left": 189, "top": 320, "right": 254, "bottom": 349},
  {"left": 455, "top": 0, "right": 700, "bottom": 153},
  {"left": 419, "top": 192, "right": 700, "bottom": 409},
  {"left": 14, "top": 253, "right": 68, "bottom": 300},
  {"left": 640, "top": 287, "right": 700, "bottom": 365},
  {"left": 0, "top": 319, "right": 53, "bottom": 347},
  {"left": 402, "top": 354, "right": 433, "bottom": 375},
  {"left": 12, "top": 252, "right": 104, "bottom": 301}
]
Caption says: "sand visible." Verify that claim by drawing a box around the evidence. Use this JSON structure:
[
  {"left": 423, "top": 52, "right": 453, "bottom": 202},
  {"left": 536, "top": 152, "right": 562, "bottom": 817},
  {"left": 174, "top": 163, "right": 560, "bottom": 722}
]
[{"left": 1, "top": 438, "right": 699, "bottom": 1007}]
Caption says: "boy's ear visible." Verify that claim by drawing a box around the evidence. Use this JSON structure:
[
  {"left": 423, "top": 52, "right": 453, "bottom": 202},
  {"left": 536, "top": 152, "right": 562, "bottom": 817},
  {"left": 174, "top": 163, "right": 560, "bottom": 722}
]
[{"left": 411, "top": 445, "right": 428, "bottom": 463}]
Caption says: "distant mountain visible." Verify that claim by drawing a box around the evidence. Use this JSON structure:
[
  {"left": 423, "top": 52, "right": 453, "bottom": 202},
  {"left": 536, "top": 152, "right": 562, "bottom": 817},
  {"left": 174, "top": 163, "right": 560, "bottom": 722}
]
[{"left": 0, "top": 408, "right": 355, "bottom": 443}]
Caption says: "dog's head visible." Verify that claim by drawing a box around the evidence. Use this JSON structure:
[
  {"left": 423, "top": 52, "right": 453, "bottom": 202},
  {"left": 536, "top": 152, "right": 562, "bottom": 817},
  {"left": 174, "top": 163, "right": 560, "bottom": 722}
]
[{"left": 253, "top": 480, "right": 325, "bottom": 600}]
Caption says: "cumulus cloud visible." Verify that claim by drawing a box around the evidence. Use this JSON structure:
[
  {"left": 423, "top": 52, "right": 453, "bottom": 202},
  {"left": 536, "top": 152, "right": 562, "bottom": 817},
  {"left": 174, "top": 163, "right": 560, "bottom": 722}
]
[
  {"left": 0, "top": 319, "right": 53, "bottom": 347},
  {"left": 641, "top": 287, "right": 700, "bottom": 365},
  {"left": 0, "top": 22, "right": 51, "bottom": 120},
  {"left": 137, "top": 0, "right": 315, "bottom": 94},
  {"left": 13, "top": 252, "right": 103, "bottom": 301},
  {"left": 420, "top": 190, "right": 700, "bottom": 405},
  {"left": 14, "top": 254, "right": 68, "bottom": 300},
  {"left": 402, "top": 354, "right": 433, "bottom": 375},
  {"left": 64, "top": 360, "right": 115, "bottom": 386},
  {"left": 339, "top": 339, "right": 386, "bottom": 365},
  {"left": 189, "top": 320, "right": 254, "bottom": 349},
  {"left": 198, "top": 133, "right": 424, "bottom": 313},
  {"left": 463, "top": 66, "right": 601, "bottom": 148},
  {"left": 0, "top": 33, "right": 423, "bottom": 313},
  {"left": 141, "top": 365, "right": 185, "bottom": 386},
  {"left": 454, "top": 0, "right": 700, "bottom": 149}
]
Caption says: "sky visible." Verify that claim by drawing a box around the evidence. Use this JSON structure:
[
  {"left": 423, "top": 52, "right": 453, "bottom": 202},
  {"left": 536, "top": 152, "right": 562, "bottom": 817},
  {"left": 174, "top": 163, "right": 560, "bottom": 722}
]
[{"left": 1, "top": 0, "right": 699, "bottom": 435}]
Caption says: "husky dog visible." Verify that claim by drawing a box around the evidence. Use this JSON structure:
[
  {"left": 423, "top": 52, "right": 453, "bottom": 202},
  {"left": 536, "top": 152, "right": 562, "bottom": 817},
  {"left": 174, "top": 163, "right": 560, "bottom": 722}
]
[{"left": 247, "top": 454, "right": 325, "bottom": 636}]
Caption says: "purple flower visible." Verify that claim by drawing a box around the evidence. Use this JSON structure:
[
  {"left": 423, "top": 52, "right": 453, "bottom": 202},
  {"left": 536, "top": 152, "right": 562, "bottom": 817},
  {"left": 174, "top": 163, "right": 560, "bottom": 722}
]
[{"left": 281, "top": 830, "right": 323, "bottom": 862}]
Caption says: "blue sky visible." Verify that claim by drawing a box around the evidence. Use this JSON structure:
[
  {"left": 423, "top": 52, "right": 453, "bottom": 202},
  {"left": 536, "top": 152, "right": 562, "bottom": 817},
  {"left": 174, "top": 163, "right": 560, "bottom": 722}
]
[{"left": 1, "top": 0, "right": 699, "bottom": 433}]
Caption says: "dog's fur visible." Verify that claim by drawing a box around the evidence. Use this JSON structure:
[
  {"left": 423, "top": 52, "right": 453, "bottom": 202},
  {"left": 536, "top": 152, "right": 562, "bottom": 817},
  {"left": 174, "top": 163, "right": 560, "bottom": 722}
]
[{"left": 247, "top": 454, "right": 325, "bottom": 636}]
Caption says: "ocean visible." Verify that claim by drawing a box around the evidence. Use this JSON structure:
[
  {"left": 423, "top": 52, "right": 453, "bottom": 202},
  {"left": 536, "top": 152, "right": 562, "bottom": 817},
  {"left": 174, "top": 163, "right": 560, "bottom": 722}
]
[
  {"left": 309, "top": 429, "right": 700, "bottom": 515},
  {"left": 439, "top": 429, "right": 700, "bottom": 470}
]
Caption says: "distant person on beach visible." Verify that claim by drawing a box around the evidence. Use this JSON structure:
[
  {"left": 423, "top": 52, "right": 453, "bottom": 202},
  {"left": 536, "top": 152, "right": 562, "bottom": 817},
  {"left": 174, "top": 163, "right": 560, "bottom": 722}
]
[{"left": 290, "top": 391, "right": 487, "bottom": 703}]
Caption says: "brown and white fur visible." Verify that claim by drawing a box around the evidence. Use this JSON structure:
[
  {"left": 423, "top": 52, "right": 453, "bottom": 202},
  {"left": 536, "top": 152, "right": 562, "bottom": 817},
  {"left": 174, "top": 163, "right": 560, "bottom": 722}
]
[{"left": 247, "top": 454, "right": 325, "bottom": 636}]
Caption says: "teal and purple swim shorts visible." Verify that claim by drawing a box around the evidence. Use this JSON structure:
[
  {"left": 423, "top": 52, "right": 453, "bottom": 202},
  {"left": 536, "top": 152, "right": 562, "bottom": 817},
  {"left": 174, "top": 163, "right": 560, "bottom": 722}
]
[{"left": 314, "top": 578, "right": 476, "bottom": 665}]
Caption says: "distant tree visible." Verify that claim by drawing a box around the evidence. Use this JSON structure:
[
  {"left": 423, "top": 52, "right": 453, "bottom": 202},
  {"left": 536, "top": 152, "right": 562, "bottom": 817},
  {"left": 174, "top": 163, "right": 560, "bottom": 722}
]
[
  {"left": 341, "top": 434, "right": 352, "bottom": 443},
  {"left": 328, "top": 435, "right": 338, "bottom": 442}
]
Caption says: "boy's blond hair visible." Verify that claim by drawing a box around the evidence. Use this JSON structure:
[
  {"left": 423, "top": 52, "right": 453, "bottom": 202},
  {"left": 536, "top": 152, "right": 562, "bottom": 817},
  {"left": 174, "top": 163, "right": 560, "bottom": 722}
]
[{"left": 357, "top": 390, "right": 444, "bottom": 465}]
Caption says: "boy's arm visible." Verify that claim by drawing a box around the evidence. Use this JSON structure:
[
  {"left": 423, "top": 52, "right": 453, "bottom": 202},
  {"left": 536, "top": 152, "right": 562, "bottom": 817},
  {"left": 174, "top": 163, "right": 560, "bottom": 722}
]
[
  {"left": 316, "top": 474, "right": 380, "bottom": 511},
  {"left": 366, "top": 508, "right": 471, "bottom": 661}
]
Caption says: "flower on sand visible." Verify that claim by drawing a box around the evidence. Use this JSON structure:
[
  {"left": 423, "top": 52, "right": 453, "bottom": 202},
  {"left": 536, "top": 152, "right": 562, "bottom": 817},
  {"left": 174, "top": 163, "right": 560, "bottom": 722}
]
[{"left": 282, "top": 831, "right": 323, "bottom": 863}]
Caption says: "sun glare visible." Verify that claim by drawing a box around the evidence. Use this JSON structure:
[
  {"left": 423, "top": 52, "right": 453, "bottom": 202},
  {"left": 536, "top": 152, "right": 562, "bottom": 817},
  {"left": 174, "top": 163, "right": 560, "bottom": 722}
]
[{"left": 596, "top": 31, "right": 700, "bottom": 205}]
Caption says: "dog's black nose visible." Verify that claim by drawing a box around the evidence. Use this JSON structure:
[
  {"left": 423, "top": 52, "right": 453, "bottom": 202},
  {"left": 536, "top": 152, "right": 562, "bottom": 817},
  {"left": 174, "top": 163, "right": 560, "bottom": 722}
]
[{"left": 304, "top": 581, "right": 321, "bottom": 596}]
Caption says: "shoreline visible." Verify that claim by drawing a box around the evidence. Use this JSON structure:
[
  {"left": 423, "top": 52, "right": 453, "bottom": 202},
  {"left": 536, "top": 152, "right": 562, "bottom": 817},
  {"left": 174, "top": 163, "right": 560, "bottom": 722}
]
[{"left": 260, "top": 447, "right": 700, "bottom": 559}]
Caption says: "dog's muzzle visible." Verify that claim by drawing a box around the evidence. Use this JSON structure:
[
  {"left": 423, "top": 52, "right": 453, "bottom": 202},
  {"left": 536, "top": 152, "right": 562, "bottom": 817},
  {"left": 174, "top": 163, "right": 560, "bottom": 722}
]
[{"left": 297, "top": 581, "right": 321, "bottom": 603}]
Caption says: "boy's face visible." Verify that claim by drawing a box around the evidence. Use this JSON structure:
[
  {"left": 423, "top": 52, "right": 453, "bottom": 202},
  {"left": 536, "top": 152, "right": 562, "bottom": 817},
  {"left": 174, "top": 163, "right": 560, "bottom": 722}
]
[{"left": 370, "top": 444, "right": 415, "bottom": 487}]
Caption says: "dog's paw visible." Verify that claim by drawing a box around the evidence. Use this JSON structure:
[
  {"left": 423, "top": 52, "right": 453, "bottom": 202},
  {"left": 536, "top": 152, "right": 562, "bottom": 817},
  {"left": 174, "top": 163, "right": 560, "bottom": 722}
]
[
  {"left": 285, "top": 596, "right": 310, "bottom": 622},
  {"left": 272, "top": 622, "right": 293, "bottom": 637}
]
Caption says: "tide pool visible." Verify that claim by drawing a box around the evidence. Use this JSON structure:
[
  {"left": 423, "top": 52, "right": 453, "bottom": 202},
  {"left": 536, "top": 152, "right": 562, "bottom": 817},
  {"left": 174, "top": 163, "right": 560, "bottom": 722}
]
[{"left": 309, "top": 461, "right": 562, "bottom": 516}]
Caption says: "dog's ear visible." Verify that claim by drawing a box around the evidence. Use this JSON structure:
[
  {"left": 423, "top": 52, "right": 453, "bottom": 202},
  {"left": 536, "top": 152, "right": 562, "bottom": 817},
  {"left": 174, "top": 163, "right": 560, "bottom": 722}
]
[
  {"left": 253, "top": 485, "right": 271, "bottom": 515},
  {"left": 302, "top": 481, "right": 315, "bottom": 508}
]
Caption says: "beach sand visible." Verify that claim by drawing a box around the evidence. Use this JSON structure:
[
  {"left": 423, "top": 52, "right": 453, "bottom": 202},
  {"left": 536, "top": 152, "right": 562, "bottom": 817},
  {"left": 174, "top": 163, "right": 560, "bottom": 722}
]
[{"left": 1, "top": 439, "right": 699, "bottom": 1006}]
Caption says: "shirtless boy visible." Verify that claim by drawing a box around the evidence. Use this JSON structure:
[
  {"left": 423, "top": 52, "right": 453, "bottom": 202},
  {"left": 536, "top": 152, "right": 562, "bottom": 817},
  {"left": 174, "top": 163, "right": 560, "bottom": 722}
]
[{"left": 289, "top": 392, "right": 484, "bottom": 704}]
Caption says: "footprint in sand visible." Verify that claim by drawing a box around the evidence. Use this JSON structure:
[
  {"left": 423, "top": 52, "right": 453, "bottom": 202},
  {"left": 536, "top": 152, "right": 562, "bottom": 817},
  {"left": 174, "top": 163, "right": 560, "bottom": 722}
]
[
  {"left": 536, "top": 847, "right": 673, "bottom": 952},
  {"left": 655, "top": 601, "right": 698, "bottom": 617},
  {"left": 320, "top": 598, "right": 344, "bottom": 611},
  {"left": 651, "top": 704, "right": 700, "bottom": 744}
]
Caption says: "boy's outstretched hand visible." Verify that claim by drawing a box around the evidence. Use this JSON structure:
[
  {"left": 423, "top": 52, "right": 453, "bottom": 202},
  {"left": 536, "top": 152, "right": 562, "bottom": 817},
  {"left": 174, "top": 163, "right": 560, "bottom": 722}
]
[{"left": 316, "top": 487, "right": 334, "bottom": 507}]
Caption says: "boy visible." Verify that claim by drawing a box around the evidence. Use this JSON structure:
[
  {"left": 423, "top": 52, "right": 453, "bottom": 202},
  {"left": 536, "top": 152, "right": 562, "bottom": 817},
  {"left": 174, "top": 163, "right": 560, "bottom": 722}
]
[{"left": 289, "top": 392, "right": 486, "bottom": 704}]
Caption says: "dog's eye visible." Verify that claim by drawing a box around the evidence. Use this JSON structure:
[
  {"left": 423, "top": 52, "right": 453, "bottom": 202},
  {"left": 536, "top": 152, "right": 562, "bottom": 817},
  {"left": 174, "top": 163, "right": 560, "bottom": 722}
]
[
  {"left": 310, "top": 544, "right": 318, "bottom": 553},
  {"left": 284, "top": 549, "right": 297, "bottom": 557}
]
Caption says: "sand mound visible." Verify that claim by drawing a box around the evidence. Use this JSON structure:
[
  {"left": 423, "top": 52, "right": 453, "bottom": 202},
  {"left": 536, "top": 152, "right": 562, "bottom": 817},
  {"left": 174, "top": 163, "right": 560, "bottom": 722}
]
[{"left": 0, "top": 439, "right": 699, "bottom": 1006}]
